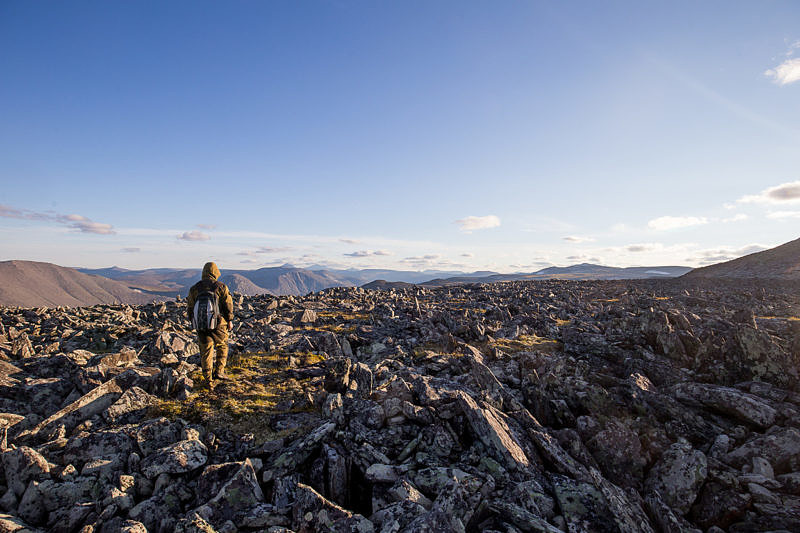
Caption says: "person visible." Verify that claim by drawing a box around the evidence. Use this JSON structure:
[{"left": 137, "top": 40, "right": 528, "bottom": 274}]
[{"left": 186, "top": 262, "right": 234, "bottom": 387}]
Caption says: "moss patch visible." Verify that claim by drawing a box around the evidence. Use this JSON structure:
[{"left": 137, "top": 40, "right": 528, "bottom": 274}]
[
  {"left": 490, "top": 334, "right": 561, "bottom": 354},
  {"left": 152, "top": 350, "right": 324, "bottom": 444}
]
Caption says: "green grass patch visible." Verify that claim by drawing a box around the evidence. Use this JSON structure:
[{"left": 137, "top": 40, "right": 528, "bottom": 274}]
[{"left": 152, "top": 350, "right": 324, "bottom": 444}]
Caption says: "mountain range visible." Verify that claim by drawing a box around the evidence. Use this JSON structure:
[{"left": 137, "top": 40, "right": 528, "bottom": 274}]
[
  {"left": 1, "top": 236, "right": 797, "bottom": 307},
  {"left": 0, "top": 261, "right": 164, "bottom": 307}
]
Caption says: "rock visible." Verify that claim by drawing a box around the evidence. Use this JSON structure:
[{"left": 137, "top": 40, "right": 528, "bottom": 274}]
[
  {"left": 194, "top": 459, "right": 265, "bottom": 528},
  {"left": 387, "top": 479, "right": 433, "bottom": 510},
  {"left": 747, "top": 482, "right": 780, "bottom": 504},
  {"left": 2, "top": 447, "right": 51, "bottom": 498},
  {"left": 644, "top": 440, "right": 707, "bottom": 515},
  {"left": 18, "top": 481, "right": 46, "bottom": 526},
  {"left": 369, "top": 500, "right": 426, "bottom": 532},
  {"left": 140, "top": 439, "right": 208, "bottom": 479},
  {"left": 324, "top": 358, "right": 352, "bottom": 394},
  {"left": 751, "top": 456, "right": 774, "bottom": 479},
  {"left": 457, "top": 392, "right": 531, "bottom": 473},
  {"left": 175, "top": 512, "right": 218, "bottom": 533},
  {"left": 103, "top": 386, "right": 158, "bottom": 424},
  {"left": 272, "top": 422, "right": 336, "bottom": 476},
  {"left": 404, "top": 476, "right": 481, "bottom": 533},
  {"left": 735, "top": 326, "right": 797, "bottom": 387},
  {"left": 488, "top": 501, "right": 562, "bottom": 533},
  {"left": 20, "top": 378, "right": 74, "bottom": 417},
  {"left": 0, "top": 512, "right": 44, "bottom": 532},
  {"left": 16, "top": 376, "right": 124, "bottom": 443},
  {"left": 349, "top": 362, "right": 373, "bottom": 399},
  {"left": 291, "top": 483, "right": 373, "bottom": 533},
  {"left": 586, "top": 420, "right": 646, "bottom": 489},
  {"left": 725, "top": 427, "right": 800, "bottom": 474},
  {"left": 777, "top": 472, "right": 800, "bottom": 494},
  {"left": 550, "top": 474, "right": 617, "bottom": 532},
  {"left": 690, "top": 482, "right": 751, "bottom": 529},
  {"left": 136, "top": 417, "right": 183, "bottom": 456},
  {"left": 365, "top": 463, "right": 408, "bottom": 483},
  {"left": 63, "top": 429, "right": 133, "bottom": 468},
  {"left": 293, "top": 309, "right": 317, "bottom": 325},
  {"left": 673, "top": 382, "right": 777, "bottom": 428}
]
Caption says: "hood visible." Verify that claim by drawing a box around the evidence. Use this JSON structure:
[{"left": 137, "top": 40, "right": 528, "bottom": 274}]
[{"left": 202, "top": 262, "right": 220, "bottom": 281}]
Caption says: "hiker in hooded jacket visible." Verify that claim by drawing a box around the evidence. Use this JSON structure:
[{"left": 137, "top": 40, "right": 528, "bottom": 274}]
[{"left": 186, "top": 262, "right": 234, "bottom": 386}]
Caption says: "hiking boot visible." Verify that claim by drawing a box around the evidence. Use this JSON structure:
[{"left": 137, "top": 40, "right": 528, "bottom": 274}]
[
  {"left": 213, "top": 369, "right": 229, "bottom": 381},
  {"left": 201, "top": 373, "right": 215, "bottom": 390}
]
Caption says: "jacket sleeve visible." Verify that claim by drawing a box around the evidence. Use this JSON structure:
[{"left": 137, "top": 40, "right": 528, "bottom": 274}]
[
  {"left": 219, "top": 285, "right": 234, "bottom": 322},
  {"left": 186, "top": 286, "right": 196, "bottom": 322}
]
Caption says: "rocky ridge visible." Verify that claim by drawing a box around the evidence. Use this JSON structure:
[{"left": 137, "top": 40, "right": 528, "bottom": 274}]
[{"left": 0, "top": 279, "right": 798, "bottom": 532}]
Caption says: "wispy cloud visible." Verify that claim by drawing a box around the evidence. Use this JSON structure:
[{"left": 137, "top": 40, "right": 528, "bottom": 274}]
[
  {"left": 455, "top": 215, "right": 501, "bottom": 232},
  {"left": 343, "top": 250, "right": 393, "bottom": 258},
  {"left": 461, "top": 253, "right": 474, "bottom": 258},
  {"left": 647, "top": 215, "right": 708, "bottom": 231},
  {"left": 738, "top": 181, "right": 800, "bottom": 205},
  {"left": 722, "top": 213, "right": 748, "bottom": 223},
  {"left": 563, "top": 235, "right": 595, "bottom": 243},
  {"left": 566, "top": 254, "right": 602, "bottom": 263},
  {"left": 196, "top": 223, "right": 217, "bottom": 230},
  {"left": 765, "top": 58, "right": 800, "bottom": 85},
  {"left": 256, "top": 246, "right": 294, "bottom": 254},
  {"left": 625, "top": 243, "right": 662, "bottom": 253},
  {"left": 177, "top": 230, "right": 211, "bottom": 241},
  {"left": 687, "top": 244, "right": 768, "bottom": 265},
  {"left": 644, "top": 52, "right": 800, "bottom": 140},
  {"left": 767, "top": 210, "right": 800, "bottom": 219},
  {"left": 121, "top": 247, "right": 141, "bottom": 253},
  {"left": 339, "top": 238, "right": 359, "bottom": 244},
  {"left": 0, "top": 204, "right": 116, "bottom": 234}
]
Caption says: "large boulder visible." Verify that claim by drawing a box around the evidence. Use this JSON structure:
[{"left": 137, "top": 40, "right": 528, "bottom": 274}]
[
  {"left": 457, "top": 392, "right": 531, "bottom": 473},
  {"left": 193, "top": 459, "right": 265, "bottom": 528},
  {"left": 103, "top": 386, "right": 158, "bottom": 425},
  {"left": 734, "top": 326, "right": 797, "bottom": 387},
  {"left": 140, "top": 439, "right": 208, "bottom": 479},
  {"left": 673, "top": 382, "right": 777, "bottom": 429},
  {"left": 2, "top": 447, "right": 51, "bottom": 498},
  {"left": 586, "top": 420, "right": 646, "bottom": 489},
  {"left": 291, "top": 483, "right": 373, "bottom": 533},
  {"left": 644, "top": 440, "right": 707, "bottom": 515}
]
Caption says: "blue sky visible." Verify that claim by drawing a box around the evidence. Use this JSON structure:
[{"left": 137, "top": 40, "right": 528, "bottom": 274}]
[{"left": 1, "top": 1, "right": 799, "bottom": 272}]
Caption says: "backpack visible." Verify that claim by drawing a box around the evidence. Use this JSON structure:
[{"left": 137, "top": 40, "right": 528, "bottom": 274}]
[{"left": 193, "top": 283, "right": 220, "bottom": 334}]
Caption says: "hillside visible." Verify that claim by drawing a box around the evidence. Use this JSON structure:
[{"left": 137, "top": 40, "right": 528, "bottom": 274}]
[
  {"left": 684, "top": 237, "right": 800, "bottom": 280},
  {"left": 0, "top": 260, "right": 165, "bottom": 307},
  {"left": 218, "top": 273, "right": 274, "bottom": 296},
  {"left": 421, "top": 264, "right": 692, "bottom": 287}
]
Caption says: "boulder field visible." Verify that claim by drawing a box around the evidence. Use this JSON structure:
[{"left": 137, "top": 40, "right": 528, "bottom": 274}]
[{"left": 0, "top": 278, "right": 798, "bottom": 532}]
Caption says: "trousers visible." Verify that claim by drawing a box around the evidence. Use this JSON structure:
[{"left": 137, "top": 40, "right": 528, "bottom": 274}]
[{"left": 198, "top": 326, "right": 229, "bottom": 378}]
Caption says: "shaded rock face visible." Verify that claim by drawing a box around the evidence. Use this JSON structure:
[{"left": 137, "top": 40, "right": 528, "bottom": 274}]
[
  {"left": 644, "top": 440, "right": 707, "bottom": 515},
  {"left": 0, "top": 278, "right": 799, "bottom": 531}
]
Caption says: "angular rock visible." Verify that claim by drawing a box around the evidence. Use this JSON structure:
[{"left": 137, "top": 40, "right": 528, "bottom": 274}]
[
  {"left": 673, "top": 382, "right": 777, "bottom": 429},
  {"left": 735, "top": 326, "right": 797, "bottom": 387},
  {"left": 2, "top": 447, "right": 51, "bottom": 498},
  {"left": 103, "top": 386, "right": 158, "bottom": 425},
  {"left": 725, "top": 427, "right": 800, "bottom": 474},
  {"left": 291, "top": 483, "right": 373, "bottom": 533},
  {"left": 645, "top": 440, "right": 707, "bottom": 515},
  {"left": 16, "top": 376, "right": 123, "bottom": 443},
  {"left": 457, "top": 392, "right": 531, "bottom": 473},
  {"left": 194, "top": 459, "right": 264, "bottom": 528},
  {"left": 140, "top": 439, "right": 208, "bottom": 479}
]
